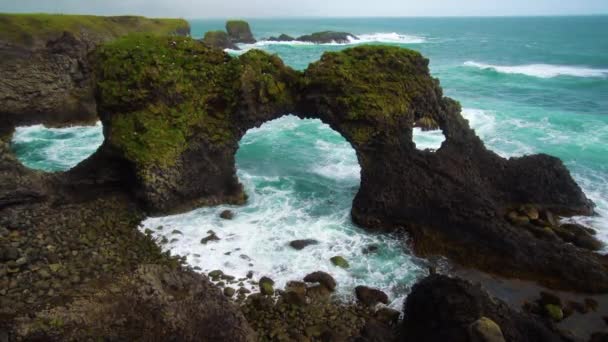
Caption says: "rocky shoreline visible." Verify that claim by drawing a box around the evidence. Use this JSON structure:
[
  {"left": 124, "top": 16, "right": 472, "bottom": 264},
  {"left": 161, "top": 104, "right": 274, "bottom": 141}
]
[{"left": 1, "top": 14, "right": 608, "bottom": 341}]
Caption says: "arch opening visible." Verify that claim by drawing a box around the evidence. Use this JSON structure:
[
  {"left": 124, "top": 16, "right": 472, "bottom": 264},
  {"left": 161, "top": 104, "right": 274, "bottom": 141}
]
[
  {"left": 9, "top": 122, "right": 104, "bottom": 172},
  {"left": 141, "top": 115, "right": 427, "bottom": 303},
  {"left": 412, "top": 127, "right": 446, "bottom": 152}
]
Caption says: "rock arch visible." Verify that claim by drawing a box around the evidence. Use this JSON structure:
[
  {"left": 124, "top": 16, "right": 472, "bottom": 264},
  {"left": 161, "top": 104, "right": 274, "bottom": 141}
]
[{"left": 68, "top": 35, "right": 605, "bottom": 292}]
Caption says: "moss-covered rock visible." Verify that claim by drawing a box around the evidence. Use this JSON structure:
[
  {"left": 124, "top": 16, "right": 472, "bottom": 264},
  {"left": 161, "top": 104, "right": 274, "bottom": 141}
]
[
  {"left": 202, "top": 30, "right": 238, "bottom": 50},
  {"left": 0, "top": 13, "right": 190, "bottom": 135},
  {"left": 330, "top": 256, "right": 349, "bottom": 269},
  {"left": 225, "top": 20, "right": 256, "bottom": 44}
]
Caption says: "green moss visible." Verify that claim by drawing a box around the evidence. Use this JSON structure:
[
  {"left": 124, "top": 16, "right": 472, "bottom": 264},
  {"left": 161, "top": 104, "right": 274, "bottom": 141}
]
[
  {"left": 96, "top": 35, "right": 239, "bottom": 168},
  {"left": 544, "top": 304, "right": 564, "bottom": 321},
  {"left": 305, "top": 45, "right": 439, "bottom": 145},
  {"left": 202, "top": 30, "right": 233, "bottom": 49},
  {"left": 0, "top": 13, "right": 189, "bottom": 46},
  {"left": 330, "top": 256, "right": 350, "bottom": 269}
]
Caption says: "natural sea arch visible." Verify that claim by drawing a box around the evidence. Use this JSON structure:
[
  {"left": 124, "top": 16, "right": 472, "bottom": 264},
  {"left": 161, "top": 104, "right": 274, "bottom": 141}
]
[{"left": 72, "top": 35, "right": 604, "bottom": 292}]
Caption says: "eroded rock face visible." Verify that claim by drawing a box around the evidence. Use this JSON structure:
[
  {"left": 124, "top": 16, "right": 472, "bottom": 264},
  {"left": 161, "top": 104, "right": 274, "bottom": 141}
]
[
  {"left": 202, "top": 30, "right": 239, "bottom": 50},
  {"left": 0, "top": 14, "right": 190, "bottom": 136},
  {"left": 297, "top": 31, "right": 357, "bottom": 44},
  {"left": 402, "top": 275, "right": 565, "bottom": 342},
  {"left": 91, "top": 37, "right": 606, "bottom": 292},
  {"left": 226, "top": 20, "right": 256, "bottom": 44}
]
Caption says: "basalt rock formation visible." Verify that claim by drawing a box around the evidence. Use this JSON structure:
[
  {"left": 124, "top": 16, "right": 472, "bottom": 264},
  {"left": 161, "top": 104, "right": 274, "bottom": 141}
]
[
  {"left": 0, "top": 14, "right": 190, "bottom": 136},
  {"left": 297, "top": 31, "right": 357, "bottom": 44},
  {"left": 202, "top": 30, "right": 239, "bottom": 50},
  {"left": 402, "top": 275, "right": 566, "bottom": 341},
  {"left": 226, "top": 20, "right": 256, "bottom": 44},
  {"left": 87, "top": 35, "right": 606, "bottom": 293}
]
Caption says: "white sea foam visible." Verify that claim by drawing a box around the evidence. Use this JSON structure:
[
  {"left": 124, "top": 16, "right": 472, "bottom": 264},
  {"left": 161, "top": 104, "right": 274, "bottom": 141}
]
[
  {"left": 11, "top": 122, "right": 103, "bottom": 171},
  {"left": 412, "top": 128, "right": 445, "bottom": 151},
  {"left": 464, "top": 61, "right": 608, "bottom": 79},
  {"left": 142, "top": 116, "right": 427, "bottom": 304},
  {"left": 242, "top": 32, "right": 426, "bottom": 48}
]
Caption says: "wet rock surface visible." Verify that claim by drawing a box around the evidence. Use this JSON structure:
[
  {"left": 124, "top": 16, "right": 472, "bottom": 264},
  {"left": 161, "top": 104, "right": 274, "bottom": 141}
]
[
  {"left": 226, "top": 20, "right": 256, "bottom": 44},
  {"left": 296, "top": 31, "right": 357, "bottom": 44}
]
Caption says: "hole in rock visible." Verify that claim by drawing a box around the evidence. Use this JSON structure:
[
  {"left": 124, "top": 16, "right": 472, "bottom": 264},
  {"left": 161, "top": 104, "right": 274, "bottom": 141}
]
[
  {"left": 142, "top": 115, "right": 427, "bottom": 304},
  {"left": 412, "top": 127, "right": 446, "bottom": 152},
  {"left": 10, "top": 122, "right": 104, "bottom": 172}
]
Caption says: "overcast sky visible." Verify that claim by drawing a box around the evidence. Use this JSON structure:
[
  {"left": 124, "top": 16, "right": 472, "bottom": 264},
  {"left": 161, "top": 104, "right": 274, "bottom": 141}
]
[{"left": 1, "top": 0, "right": 607, "bottom": 18}]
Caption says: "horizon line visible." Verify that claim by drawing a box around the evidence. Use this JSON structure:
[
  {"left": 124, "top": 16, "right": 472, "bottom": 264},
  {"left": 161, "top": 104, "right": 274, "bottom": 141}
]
[{"left": 1, "top": 11, "right": 607, "bottom": 20}]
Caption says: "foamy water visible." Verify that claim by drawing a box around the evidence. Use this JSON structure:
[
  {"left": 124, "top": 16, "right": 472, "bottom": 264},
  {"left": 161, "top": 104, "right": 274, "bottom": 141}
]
[{"left": 464, "top": 61, "right": 608, "bottom": 79}]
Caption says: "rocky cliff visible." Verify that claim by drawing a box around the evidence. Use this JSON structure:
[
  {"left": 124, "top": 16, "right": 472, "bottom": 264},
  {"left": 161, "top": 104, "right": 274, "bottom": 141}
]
[{"left": 0, "top": 14, "right": 190, "bottom": 136}]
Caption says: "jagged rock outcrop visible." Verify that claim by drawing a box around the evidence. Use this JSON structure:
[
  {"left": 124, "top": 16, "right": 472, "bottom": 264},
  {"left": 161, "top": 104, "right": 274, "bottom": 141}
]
[
  {"left": 268, "top": 33, "right": 296, "bottom": 42},
  {"left": 297, "top": 31, "right": 357, "bottom": 44},
  {"left": 0, "top": 14, "right": 190, "bottom": 136},
  {"left": 401, "top": 275, "right": 566, "bottom": 342},
  {"left": 89, "top": 36, "right": 606, "bottom": 293},
  {"left": 202, "top": 30, "right": 239, "bottom": 50},
  {"left": 226, "top": 20, "right": 256, "bottom": 44}
]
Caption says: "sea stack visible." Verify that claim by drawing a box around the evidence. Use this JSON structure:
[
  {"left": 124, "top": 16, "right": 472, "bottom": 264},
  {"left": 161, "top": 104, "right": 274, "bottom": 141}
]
[{"left": 226, "top": 20, "right": 256, "bottom": 44}]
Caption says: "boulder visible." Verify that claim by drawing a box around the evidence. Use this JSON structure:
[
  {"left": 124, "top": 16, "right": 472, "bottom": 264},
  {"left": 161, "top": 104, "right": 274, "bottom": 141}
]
[
  {"left": 296, "top": 31, "right": 356, "bottom": 44},
  {"left": 201, "top": 231, "right": 220, "bottom": 244},
  {"left": 220, "top": 210, "right": 235, "bottom": 220},
  {"left": 282, "top": 281, "right": 307, "bottom": 305},
  {"left": 259, "top": 276, "right": 274, "bottom": 296},
  {"left": 226, "top": 20, "right": 256, "bottom": 44},
  {"left": 402, "top": 275, "right": 565, "bottom": 342},
  {"left": 289, "top": 239, "right": 319, "bottom": 250},
  {"left": 202, "top": 31, "right": 238, "bottom": 50},
  {"left": 469, "top": 317, "right": 506, "bottom": 342},
  {"left": 355, "top": 286, "right": 389, "bottom": 306},
  {"left": 330, "top": 256, "right": 349, "bottom": 269},
  {"left": 303, "top": 271, "right": 336, "bottom": 291}
]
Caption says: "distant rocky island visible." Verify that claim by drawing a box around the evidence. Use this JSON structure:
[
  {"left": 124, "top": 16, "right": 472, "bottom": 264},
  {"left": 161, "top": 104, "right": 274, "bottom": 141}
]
[
  {"left": 1, "top": 14, "right": 607, "bottom": 342},
  {"left": 202, "top": 20, "right": 357, "bottom": 50}
]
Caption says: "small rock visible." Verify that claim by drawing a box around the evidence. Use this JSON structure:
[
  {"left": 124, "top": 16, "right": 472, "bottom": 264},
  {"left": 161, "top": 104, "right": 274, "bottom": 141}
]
[
  {"left": 355, "top": 286, "right": 389, "bottom": 306},
  {"left": 238, "top": 287, "right": 251, "bottom": 295},
  {"left": 220, "top": 210, "right": 234, "bottom": 220},
  {"left": 541, "top": 210, "right": 558, "bottom": 227},
  {"left": 544, "top": 304, "right": 564, "bottom": 322},
  {"left": 330, "top": 256, "right": 349, "bottom": 269},
  {"left": 171, "top": 229, "right": 183, "bottom": 235},
  {"left": 201, "top": 231, "right": 220, "bottom": 244},
  {"left": 246, "top": 271, "right": 254, "bottom": 279},
  {"left": 519, "top": 205, "right": 539, "bottom": 220},
  {"left": 224, "top": 287, "right": 236, "bottom": 297},
  {"left": 15, "top": 257, "right": 28, "bottom": 267},
  {"left": 289, "top": 239, "right": 319, "bottom": 250},
  {"left": 208, "top": 270, "right": 223, "bottom": 280},
  {"left": 585, "top": 298, "right": 599, "bottom": 312},
  {"left": 469, "top": 317, "right": 506, "bottom": 342},
  {"left": 303, "top": 271, "right": 336, "bottom": 291},
  {"left": 507, "top": 211, "right": 530, "bottom": 225},
  {"left": 362, "top": 244, "right": 379, "bottom": 254},
  {"left": 259, "top": 276, "right": 275, "bottom": 296},
  {"left": 283, "top": 281, "right": 307, "bottom": 305},
  {"left": 375, "top": 307, "right": 400, "bottom": 325},
  {"left": 539, "top": 291, "right": 562, "bottom": 307}
]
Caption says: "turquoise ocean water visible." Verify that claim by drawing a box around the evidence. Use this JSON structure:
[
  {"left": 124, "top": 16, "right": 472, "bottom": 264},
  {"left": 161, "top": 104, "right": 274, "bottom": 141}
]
[{"left": 11, "top": 17, "right": 608, "bottom": 304}]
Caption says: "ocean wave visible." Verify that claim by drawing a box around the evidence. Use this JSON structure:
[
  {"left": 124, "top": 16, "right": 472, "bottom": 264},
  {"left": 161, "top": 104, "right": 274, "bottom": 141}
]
[
  {"left": 463, "top": 61, "right": 608, "bottom": 79},
  {"left": 241, "top": 32, "right": 426, "bottom": 48}
]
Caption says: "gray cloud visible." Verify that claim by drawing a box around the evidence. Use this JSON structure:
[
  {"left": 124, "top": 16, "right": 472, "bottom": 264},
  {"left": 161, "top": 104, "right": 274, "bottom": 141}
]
[{"left": 0, "top": 0, "right": 607, "bottom": 18}]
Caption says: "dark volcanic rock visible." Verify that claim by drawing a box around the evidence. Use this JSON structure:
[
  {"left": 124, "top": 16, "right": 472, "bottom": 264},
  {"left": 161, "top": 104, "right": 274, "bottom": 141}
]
[
  {"left": 355, "top": 286, "right": 389, "bottom": 306},
  {"left": 304, "top": 271, "right": 337, "bottom": 291},
  {"left": 289, "top": 239, "right": 319, "bottom": 250},
  {"left": 268, "top": 34, "right": 295, "bottom": 42},
  {"left": 202, "top": 30, "right": 238, "bottom": 50},
  {"left": 0, "top": 14, "right": 190, "bottom": 136},
  {"left": 226, "top": 20, "right": 256, "bottom": 44},
  {"left": 402, "top": 275, "right": 565, "bottom": 342},
  {"left": 90, "top": 39, "right": 606, "bottom": 292},
  {"left": 297, "top": 31, "right": 357, "bottom": 44}
]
